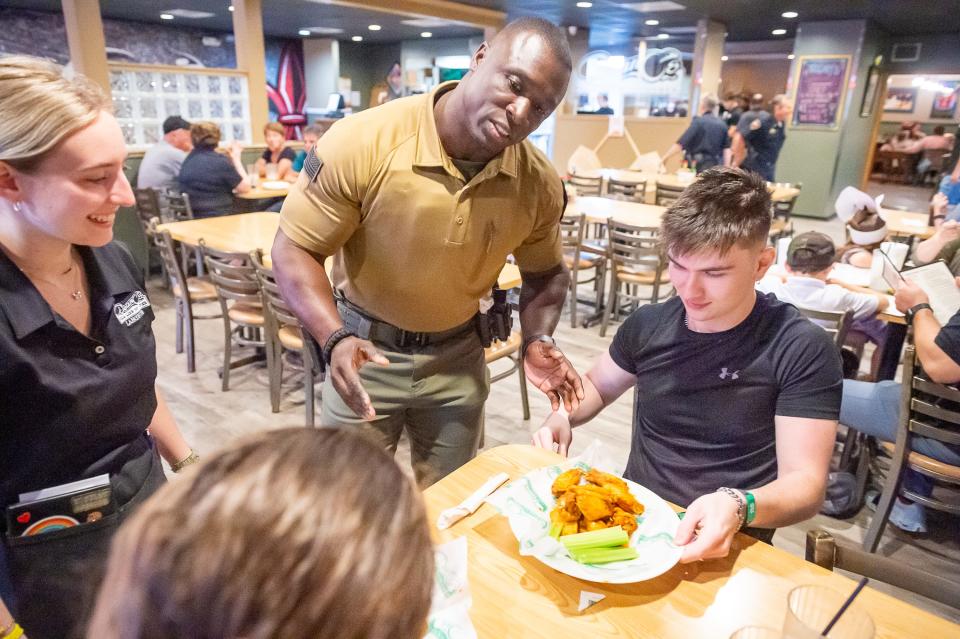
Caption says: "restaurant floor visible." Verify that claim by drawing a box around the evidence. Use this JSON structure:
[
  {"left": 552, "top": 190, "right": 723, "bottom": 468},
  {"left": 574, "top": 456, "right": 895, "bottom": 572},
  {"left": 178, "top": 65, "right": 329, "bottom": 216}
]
[{"left": 151, "top": 213, "right": 959, "bottom": 625}]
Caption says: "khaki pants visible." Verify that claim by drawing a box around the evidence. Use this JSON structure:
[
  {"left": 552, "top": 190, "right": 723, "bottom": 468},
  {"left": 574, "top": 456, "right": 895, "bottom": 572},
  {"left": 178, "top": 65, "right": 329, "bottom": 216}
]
[{"left": 320, "top": 330, "right": 489, "bottom": 486}]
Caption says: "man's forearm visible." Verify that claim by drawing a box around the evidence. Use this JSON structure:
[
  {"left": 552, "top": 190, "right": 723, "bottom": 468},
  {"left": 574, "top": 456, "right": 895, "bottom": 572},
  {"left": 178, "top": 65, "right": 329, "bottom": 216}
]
[
  {"left": 271, "top": 229, "right": 342, "bottom": 345},
  {"left": 518, "top": 263, "right": 569, "bottom": 341},
  {"left": 747, "top": 470, "right": 827, "bottom": 528},
  {"left": 914, "top": 236, "right": 946, "bottom": 264}
]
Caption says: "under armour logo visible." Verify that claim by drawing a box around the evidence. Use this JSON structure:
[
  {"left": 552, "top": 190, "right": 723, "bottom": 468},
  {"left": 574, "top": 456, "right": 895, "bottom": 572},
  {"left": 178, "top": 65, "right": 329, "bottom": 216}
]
[{"left": 719, "top": 368, "right": 739, "bottom": 380}]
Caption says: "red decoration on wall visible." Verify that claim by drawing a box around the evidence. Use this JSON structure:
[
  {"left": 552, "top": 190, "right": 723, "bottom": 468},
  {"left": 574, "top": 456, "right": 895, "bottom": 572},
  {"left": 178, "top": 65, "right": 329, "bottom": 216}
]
[{"left": 266, "top": 41, "right": 307, "bottom": 139}]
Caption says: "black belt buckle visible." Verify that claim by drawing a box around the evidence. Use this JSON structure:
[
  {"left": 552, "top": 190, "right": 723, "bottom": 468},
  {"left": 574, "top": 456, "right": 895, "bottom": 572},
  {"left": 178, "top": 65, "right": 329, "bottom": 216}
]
[{"left": 397, "top": 329, "right": 428, "bottom": 348}]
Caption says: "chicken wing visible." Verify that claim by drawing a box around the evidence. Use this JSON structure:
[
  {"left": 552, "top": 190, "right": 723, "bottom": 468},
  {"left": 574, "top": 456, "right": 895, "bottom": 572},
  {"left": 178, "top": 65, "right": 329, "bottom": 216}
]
[
  {"left": 573, "top": 485, "right": 614, "bottom": 521},
  {"left": 551, "top": 468, "right": 583, "bottom": 496}
]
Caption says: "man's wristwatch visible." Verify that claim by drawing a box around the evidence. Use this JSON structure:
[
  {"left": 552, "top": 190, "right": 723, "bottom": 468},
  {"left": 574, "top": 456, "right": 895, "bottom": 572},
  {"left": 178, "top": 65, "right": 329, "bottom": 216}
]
[
  {"left": 905, "top": 303, "right": 933, "bottom": 325},
  {"left": 522, "top": 334, "right": 557, "bottom": 357}
]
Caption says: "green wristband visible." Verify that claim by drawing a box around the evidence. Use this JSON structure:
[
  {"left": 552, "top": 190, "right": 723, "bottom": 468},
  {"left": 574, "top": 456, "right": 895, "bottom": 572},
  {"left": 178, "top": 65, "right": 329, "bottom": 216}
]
[{"left": 744, "top": 491, "right": 756, "bottom": 525}]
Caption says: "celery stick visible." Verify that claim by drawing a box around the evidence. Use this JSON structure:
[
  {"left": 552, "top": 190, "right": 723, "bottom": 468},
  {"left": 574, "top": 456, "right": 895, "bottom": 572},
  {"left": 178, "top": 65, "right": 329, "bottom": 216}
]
[
  {"left": 560, "top": 526, "right": 628, "bottom": 550},
  {"left": 549, "top": 521, "right": 563, "bottom": 539},
  {"left": 569, "top": 547, "right": 638, "bottom": 565}
]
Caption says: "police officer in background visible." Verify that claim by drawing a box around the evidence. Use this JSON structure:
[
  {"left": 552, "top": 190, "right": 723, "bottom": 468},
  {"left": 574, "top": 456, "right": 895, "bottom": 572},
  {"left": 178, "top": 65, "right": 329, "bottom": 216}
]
[
  {"left": 661, "top": 94, "right": 730, "bottom": 173},
  {"left": 272, "top": 17, "right": 584, "bottom": 485},
  {"left": 738, "top": 94, "right": 793, "bottom": 182}
]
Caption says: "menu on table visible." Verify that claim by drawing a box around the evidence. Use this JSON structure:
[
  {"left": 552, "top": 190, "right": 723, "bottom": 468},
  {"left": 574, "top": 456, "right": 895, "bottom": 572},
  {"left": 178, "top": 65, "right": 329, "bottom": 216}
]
[{"left": 792, "top": 56, "right": 851, "bottom": 128}]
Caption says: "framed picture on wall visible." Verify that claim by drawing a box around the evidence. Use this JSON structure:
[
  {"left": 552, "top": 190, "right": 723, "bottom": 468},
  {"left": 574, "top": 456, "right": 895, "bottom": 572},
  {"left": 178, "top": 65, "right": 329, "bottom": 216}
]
[
  {"left": 790, "top": 55, "right": 851, "bottom": 129},
  {"left": 883, "top": 87, "right": 917, "bottom": 113},
  {"left": 859, "top": 65, "right": 881, "bottom": 117},
  {"left": 930, "top": 81, "right": 959, "bottom": 119}
]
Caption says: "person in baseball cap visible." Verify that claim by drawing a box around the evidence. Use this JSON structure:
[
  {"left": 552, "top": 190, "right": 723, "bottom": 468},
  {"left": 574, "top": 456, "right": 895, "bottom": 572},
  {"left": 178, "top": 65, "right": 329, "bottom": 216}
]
[
  {"left": 162, "top": 115, "right": 191, "bottom": 135},
  {"left": 786, "top": 231, "right": 836, "bottom": 273},
  {"left": 137, "top": 115, "right": 193, "bottom": 191}
]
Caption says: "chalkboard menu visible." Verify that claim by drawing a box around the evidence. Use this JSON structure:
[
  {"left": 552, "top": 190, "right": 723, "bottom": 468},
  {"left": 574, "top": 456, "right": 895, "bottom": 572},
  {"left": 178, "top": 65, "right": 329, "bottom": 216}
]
[{"left": 791, "top": 55, "right": 851, "bottom": 128}]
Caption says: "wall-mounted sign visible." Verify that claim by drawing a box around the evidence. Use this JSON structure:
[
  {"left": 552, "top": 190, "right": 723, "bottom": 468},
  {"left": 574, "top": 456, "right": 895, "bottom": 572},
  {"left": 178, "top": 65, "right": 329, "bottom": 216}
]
[{"left": 790, "top": 55, "right": 851, "bottom": 129}]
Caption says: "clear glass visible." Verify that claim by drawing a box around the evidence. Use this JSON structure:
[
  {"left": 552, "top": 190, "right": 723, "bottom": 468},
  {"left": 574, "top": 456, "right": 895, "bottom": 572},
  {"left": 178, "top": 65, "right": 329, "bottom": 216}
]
[
  {"left": 265, "top": 163, "right": 278, "bottom": 180},
  {"left": 783, "top": 585, "right": 874, "bottom": 639},
  {"left": 731, "top": 626, "right": 782, "bottom": 639},
  {"left": 246, "top": 164, "right": 258, "bottom": 187}
]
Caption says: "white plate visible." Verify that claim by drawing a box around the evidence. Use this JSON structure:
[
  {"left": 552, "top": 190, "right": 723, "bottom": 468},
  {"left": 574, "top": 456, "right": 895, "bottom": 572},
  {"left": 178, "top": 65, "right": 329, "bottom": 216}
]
[
  {"left": 487, "top": 462, "right": 682, "bottom": 584},
  {"left": 260, "top": 180, "right": 290, "bottom": 191}
]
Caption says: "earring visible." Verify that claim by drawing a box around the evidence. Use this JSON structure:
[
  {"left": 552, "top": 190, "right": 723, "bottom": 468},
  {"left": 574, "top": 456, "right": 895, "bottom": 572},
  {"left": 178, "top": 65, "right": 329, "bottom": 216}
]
[{"left": 12, "top": 201, "right": 21, "bottom": 212}]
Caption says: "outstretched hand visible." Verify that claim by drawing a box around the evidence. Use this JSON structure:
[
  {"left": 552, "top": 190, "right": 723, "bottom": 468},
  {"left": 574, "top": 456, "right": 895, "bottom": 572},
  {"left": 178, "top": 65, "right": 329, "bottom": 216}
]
[
  {"left": 328, "top": 336, "right": 389, "bottom": 420},
  {"left": 523, "top": 340, "right": 584, "bottom": 412}
]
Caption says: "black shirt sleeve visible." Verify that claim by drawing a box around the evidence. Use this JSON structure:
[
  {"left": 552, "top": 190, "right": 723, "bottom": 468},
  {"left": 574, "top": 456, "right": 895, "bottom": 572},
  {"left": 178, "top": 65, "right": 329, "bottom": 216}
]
[
  {"left": 677, "top": 117, "right": 701, "bottom": 151},
  {"left": 934, "top": 309, "right": 960, "bottom": 366},
  {"left": 609, "top": 304, "right": 664, "bottom": 375},
  {"left": 261, "top": 148, "right": 272, "bottom": 162},
  {"left": 773, "top": 321, "right": 844, "bottom": 420},
  {"left": 216, "top": 154, "right": 243, "bottom": 190}
]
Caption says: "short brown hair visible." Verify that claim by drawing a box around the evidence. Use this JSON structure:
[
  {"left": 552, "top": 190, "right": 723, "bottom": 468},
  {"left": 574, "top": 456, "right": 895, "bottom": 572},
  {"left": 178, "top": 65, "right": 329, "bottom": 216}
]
[
  {"left": 660, "top": 167, "right": 771, "bottom": 257},
  {"left": 88, "top": 428, "right": 434, "bottom": 639},
  {"left": 263, "top": 121, "right": 285, "bottom": 137},
  {"left": 189, "top": 120, "right": 221, "bottom": 148}
]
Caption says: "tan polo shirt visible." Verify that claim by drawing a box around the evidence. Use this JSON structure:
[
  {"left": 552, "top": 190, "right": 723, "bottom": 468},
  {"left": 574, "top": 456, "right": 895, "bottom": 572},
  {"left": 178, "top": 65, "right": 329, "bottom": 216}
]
[{"left": 279, "top": 81, "right": 564, "bottom": 332}]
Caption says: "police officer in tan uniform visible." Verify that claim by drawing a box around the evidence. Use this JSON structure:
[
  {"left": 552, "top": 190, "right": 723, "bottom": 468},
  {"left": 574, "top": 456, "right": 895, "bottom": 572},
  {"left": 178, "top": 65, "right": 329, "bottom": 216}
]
[{"left": 273, "top": 17, "right": 583, "bottom": 484}]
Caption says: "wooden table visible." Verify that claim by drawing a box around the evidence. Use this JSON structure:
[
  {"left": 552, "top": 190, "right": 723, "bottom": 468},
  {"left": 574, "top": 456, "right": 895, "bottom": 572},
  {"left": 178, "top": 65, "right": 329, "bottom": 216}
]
[
  {"left": 237, "top": 184, "right": 291, "bottom": 200},
  {"left": 882, "top": 209, "right": 934, "bottom": 240},
  {"left": 425, "top": 445, "right": 958, "bottom": 638},
  {"left": 571, "top": 197, "right": 667, "bottom": 227},
  {"left": 157, "top": 212, "right": 523, "bottom": 290}
]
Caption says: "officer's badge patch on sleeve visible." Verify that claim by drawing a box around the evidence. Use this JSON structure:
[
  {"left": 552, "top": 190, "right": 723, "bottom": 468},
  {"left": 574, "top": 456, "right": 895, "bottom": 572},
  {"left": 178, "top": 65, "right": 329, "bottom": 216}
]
[{"left": 304, "top": 149, "right": 323, "bottom": 181}]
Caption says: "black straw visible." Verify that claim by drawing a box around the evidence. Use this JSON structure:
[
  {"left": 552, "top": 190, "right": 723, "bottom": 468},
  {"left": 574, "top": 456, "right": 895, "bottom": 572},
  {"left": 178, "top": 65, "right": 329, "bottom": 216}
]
[{"left": 822, "top": 577, "right": 869, "bottom": 636}]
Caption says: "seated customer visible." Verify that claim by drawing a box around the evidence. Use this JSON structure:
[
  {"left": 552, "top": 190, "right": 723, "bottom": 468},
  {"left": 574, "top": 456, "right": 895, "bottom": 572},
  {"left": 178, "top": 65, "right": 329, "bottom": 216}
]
[
  {"left": 930, "top": 159, "right": 960, "bottom": 225},
  {"left": 292, "top": 124, "right": 324, "bottom": 173},
  {"left": 137, "top": 115, "right": 191, "bottom": 192},
  {"left": 534, "top": 167, "right": 842, "bottom": 559},
  {"left": 757, "top": 232, "right": 888, "bottom": 377},
  {"left": 833, "top": 186, "right": 887, "bottom": 268},
  {"left": 87, "top": 428, "right": 434, "bottom": 638},
  {"left": 840, "top": 279, "right": 960, "bottom": 533},
  {"left": 255, "top": 122, "right": 296, "bottom": 182},
  {"left": 178, "top": 121, "right": 251, "bottom": 218},
  {"left": 913, "top": 218, "right": 960, "bottom": 274}
]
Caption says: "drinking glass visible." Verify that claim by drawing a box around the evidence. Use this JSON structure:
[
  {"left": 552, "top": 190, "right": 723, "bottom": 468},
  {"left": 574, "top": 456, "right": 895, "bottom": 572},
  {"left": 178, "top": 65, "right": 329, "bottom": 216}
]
[
  {"left": 730, "top": 626, "right": 783, "bottom": 639},
  {"left": 783, "top": 585, "right": 874, "bottom": 639},
  {"left": 265, "top": 162, "right": 278, "bottom": 181},
  {"left": 246, "top": 164, "right": 258, "bottom": 187}
]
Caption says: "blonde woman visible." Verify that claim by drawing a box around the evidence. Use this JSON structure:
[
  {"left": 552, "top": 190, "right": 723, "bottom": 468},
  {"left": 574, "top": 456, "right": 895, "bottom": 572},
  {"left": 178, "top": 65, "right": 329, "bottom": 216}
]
[
  {"left": 88, "top": 428, "right": 434, "bottom": 639},
  {"left": 0, "top": 55, "right": 195, "bottom": 637}
]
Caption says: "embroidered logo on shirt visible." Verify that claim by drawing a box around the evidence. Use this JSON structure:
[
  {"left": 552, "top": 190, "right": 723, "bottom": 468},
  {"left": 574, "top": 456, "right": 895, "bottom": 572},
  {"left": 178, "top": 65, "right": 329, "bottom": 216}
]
[
  {"left": 304, "top": 149, "right": 323, "bottom": 182},
  {"left": 719, "top": 367, "right": 739, "bottom": 380},
  {"left": 114, "top": 291, "right": 151, "bottom": 327}
]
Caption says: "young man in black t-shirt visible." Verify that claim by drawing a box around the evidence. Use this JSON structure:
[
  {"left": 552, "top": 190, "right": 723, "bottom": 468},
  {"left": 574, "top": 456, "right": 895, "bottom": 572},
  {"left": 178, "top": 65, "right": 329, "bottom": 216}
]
[{"left": 535, "top": 167, "right": 843, "bottom": 562}]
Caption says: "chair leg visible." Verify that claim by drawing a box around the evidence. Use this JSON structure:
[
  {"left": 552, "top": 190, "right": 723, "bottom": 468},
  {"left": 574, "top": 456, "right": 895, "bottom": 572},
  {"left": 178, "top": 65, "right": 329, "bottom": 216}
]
[
  {"left": 185, "top": 306, "right": 196, "bottom": 374},
  {"left": 221, "top": 319, "right": 233, "bottom": 392},
  {"left": 599, "top": 273, "right": 619, "bottom": 338},
  {"left": 517, "top": 355, "right": 530, "bottom": 420},
  {"left": 569, "top": 266, "right": 578, "bottom": 328},
  {"left": 175, "top": 299, "right": 184, "bottom": 354},
  {"left": 863, "top": 439, "right": 909, "bottom": 552},
  {"left": 266, "top": 338, "right": 280, "bottom": 413}
]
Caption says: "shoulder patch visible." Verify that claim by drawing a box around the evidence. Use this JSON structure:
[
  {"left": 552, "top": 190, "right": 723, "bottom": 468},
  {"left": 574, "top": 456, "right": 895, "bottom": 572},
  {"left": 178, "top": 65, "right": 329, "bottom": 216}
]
[{"left": 304, "top": 149, "right": 323, "bottom": 181}]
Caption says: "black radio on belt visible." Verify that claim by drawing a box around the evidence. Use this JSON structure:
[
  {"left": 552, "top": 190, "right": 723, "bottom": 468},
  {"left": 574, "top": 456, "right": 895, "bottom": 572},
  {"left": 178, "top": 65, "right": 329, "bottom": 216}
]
[{"left": 476, "top": 286, "right": 513, "bottom": 348}]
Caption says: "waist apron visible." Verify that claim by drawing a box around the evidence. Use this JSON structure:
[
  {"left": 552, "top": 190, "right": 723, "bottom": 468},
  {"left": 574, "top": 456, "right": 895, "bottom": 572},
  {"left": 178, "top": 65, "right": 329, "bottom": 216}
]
[{"left": 2, "top": 436, "right": 166, "bottom": 639}]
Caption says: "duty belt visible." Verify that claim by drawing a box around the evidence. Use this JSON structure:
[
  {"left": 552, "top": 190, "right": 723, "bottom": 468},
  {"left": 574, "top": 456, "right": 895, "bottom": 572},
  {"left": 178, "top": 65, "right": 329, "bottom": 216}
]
[{"left": 336, "top": 297, "right": 476, "bottom": 349}]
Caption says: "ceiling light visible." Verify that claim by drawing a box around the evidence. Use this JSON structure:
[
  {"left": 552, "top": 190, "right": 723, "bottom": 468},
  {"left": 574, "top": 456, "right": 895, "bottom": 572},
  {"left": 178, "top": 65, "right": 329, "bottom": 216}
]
[
  {"left": 576, "top": 1, "right": 593, "bottom": 7},
  {"left": 368, "top": 24, "right": 381, "bottom": 31},
  {"left": 787, "top": 54, "right": 795, "bottom": 59},
  {"left": 720, "top": 55, "right": 728, "bottom": 61},
  {"left": 645, "top": 19, "right": 659, "bottom": 26},
  {"left": 421, "top": 32, "right": 432, "bottom": 38},
  {"left": 657, "top": 33, "right": 669, "bottom": 39},
  {"left": 299, "top": 29, "right": 310, "bottom": 36},
  {"left": 782, "top": 11, "right": 798, "bottom": 19},
  {"left": 228, "top": 5, "right": 234, "bottom": 11},
  {"left": 160, "top": 13, "right": 174, "bottom": 20},
  {"left": 772, "top": 28, "right": 787, "bottom": 35},
  {"left": 352, "top": 35, "right": 363, "bottom": 42}
]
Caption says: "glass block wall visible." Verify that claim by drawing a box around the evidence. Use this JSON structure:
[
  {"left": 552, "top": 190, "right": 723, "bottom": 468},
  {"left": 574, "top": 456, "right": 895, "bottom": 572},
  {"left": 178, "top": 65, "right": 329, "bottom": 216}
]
[{"left": 109, "top": 66, "right": 252, "bottom": 148}]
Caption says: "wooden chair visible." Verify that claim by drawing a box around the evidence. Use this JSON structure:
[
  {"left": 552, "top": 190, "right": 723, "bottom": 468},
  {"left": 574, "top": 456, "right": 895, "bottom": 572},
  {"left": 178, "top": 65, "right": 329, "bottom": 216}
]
[
  {"left": 795, "top": 307, "right": 853, "bottom": 348},
  {"left": 770, "top": 182, "right": 802, "bottom": 241},
  {"left": 146, "top": 219, "right": 219, "bottom": 373},
  {"left": 863, "top": 345, "right": 960, "bottom": 552},
  {"left": 252, "top": 253, "right": 318, "bottom": 427},
  {"left": 200, "top": 241, "right": 266, "bottom": 391},
  {"left": 567, "top": 173, "right": 602, "bottom": 197},
  {"left": 654, "top": 181, "right": 685, "bottom": 207},
  {"left": 485, "top": 331, "right": 530, "bottom": 421},
  {"left": 606, "top": 177, "right": 645, "bottom": 202},
  {"left": 806, "top": 529, "right": 960, "bottom": 608},
  {"left": 560, "top": 213, "right": 605, "bottom": 328},
  {"left": 600, "top": 221, "right": 670, "bottom": 337}
]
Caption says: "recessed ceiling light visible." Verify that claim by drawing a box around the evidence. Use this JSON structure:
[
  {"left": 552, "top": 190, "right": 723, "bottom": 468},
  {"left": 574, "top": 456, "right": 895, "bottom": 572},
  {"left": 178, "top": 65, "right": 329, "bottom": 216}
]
[
  {"left": 656, "top": 33, "right": 669, "bottom": 39},
  {"left": 228, "top": 5, "right": 234, "bottom": 11},
  {"left": 421, "top": 31, "right": 432, "bottom": 38},
  {"left": 787, "top": 54, "right": 795, "bottom": 59},
  {"left": 352, "top": 35, "right": 363, "bottom": 42},
  {"left": 160, "top": 13, "right": 174, "bottom": 20},
  {"left": 299, "top": 29, "right": 310, "bottom": 36},
  {"left": 721, "top": 55, "right": 728, "bottom": 61},
  {"left": 645, "top": 19, "right": 659, "bottom": 26},
  {"left": 368, "top": 24, "right": 381, "bottom": 31},
  {"left": 576, "top": 1, "right": 593, "bottom": 7},
  {"left": 772, "top": 28, "right": 787, "bottom": 35},
  {"left": 782, "top": 11, "right": 798, "bottom": 19}
]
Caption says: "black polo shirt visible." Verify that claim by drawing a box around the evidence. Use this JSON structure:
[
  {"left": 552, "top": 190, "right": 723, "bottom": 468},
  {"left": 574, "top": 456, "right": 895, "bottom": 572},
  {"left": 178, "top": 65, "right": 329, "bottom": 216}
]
[
  {"left": 676, "top": 113, "right": 730, "bottom": 173},
  {"left": 0, "top": 243, "right": 158, "bottom": 509},
  {"left": 178, "top": 146, "right": 243, "bottom": 217}
]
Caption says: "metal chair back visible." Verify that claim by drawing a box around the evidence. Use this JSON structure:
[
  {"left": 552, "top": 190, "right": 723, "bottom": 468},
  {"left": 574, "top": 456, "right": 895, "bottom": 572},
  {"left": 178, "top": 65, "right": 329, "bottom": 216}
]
[
  {"left": 161, "top": 191, "right": 195, "bottom": 221},
  {"left": 795, "top": 307, "right": 853, "bottom": 347},
  {"left": 654, "top": 181, "right": 685, "bottom": 207},
  {"left": 568, "top": 173, "right": 602, "bottom": 197},
  {"left": 607, "top": 177, "right": 645, "bottom": 201}
]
